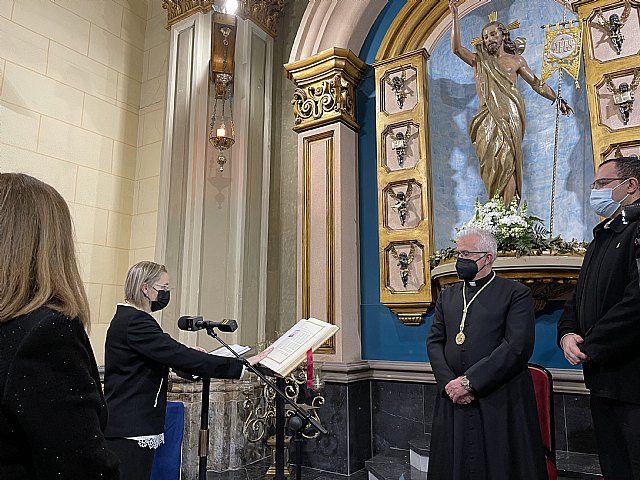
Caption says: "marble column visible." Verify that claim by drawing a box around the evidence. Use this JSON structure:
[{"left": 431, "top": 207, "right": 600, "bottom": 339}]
[
  {"left": 284, "top": 47, "right": 370, "bottom": 474},
  {"left": 159, "top": 1, "right": 285, "bottom": 477},
  {"left": 285, "top": 47, "right": 367, "bottom": 363}
]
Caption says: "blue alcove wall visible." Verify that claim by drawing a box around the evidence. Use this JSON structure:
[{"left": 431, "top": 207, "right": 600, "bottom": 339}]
[{"left": 357, "top": 0, "right": 594, "bottom": 368}]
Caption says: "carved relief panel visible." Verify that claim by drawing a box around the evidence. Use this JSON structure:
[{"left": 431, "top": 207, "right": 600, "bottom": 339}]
[
  {"left": 381, "top": 67, "right": 418, "bottom": 114},
  {"left": 588, "top": 1, "right": 639, "bottom": 61},
  {"left": 573, "top": 0, "right": 640, "bottom": 163},
  {"left": 603, "top": 141, "right": 640, "bottom": 159},
  {"left": 374, "top": 50, "right": 433, "bottom": 326},
  {"left": 384, "top": 241, "right": 426, "bottom": 293},
  {"left": 383, "top": 180, "right": 423, "bottom": 230},
  {"left": 596, "top": 69, "right": 640, "bottom": 129},
  {"left": 382, "top": 122, "right": 420, "bottom": 171}
]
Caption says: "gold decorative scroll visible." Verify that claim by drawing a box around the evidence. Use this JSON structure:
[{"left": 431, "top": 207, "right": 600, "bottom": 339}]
[
  {"left": 237, "top": 0, "right": 285, "bottom": 37},
  {"left": 285, "top": 48, "right": 367, "bottom": 133},
  {"left": 541, "top": 20, "right": 583, "bottom": 86},
  {"left": 291, "top": 74, "right": 355, "bottom": 131},
  {"left": 163, "top": 0, "right": 211, "bottom": 28}
]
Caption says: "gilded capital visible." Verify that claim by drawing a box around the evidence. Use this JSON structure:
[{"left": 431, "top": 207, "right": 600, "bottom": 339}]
[
  {"left": 163, "top": 0, "right": 211, "bottom": 28},
  {"left": 237, "top": 0, "right": 285, "bottom": 37},
  {"left": 285, "top": 48, "right": 367, "bottom": 133}
]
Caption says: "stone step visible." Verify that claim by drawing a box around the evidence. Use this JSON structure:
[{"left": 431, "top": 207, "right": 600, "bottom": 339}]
[
  {"left": 408, "top": 434, "right": 430, "bottom": 457},
  {"left": 555, "top": 451, "right": 603, "bottom": 479},
  {"left": 365, "top": 448, "right": 426, "bottom": 480}
]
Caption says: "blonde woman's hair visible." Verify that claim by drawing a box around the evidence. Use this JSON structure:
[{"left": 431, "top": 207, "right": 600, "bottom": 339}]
[
  {"left": 124, "top": 261, "right": 167, "bottom": 309},
  {"left": 0, "top": 173, "right": 90, "bottom": 327}
]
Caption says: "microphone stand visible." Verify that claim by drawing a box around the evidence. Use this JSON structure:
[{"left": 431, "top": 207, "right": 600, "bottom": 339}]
[
  {"left": 204, "top": 326, "right": 327, "bottom": 480},
  {"left": 198, "top": 377, "right": 210, "bottom": 480}
]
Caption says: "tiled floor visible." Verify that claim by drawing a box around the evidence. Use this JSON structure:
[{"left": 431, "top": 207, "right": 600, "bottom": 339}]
[
  {"left": 206, "top": 458, "right": 369, "bottom": 480},
  {"left": 206, "top": 452, "right": 602, "bottom": 479}
]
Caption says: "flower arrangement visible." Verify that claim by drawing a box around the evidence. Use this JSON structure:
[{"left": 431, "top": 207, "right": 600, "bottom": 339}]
[{"left": 429, "top": 195, "right": 588, "bottom": 268}]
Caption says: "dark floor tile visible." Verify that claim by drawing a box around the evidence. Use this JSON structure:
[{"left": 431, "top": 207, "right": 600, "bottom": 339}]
[
  {"left": 564, "top": 395, "right": 597, "bottom": 454},
  {"left": 297, "top": 466, "right": 368, "bottom": 479},
  {"left": 365, "top": 449, "right": 412, "bottom": 480},
  {"left": 206, "top": 468, "right": 250, "bottom": 479},
  {"left": 206, "top": 457, "right": 268, "bottom": 479},
  {"left": 554, "top": 393, "right": 568, "bottom": 451}
]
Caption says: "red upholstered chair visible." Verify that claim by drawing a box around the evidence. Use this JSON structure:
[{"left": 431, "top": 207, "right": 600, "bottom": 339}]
[{"left": 528, "top": 364, "right": 557, "bottom": 480}]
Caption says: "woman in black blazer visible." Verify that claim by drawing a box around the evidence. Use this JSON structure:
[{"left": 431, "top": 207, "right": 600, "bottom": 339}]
[
  {"left": 104, "top": 261, "right": 270, "bottom": 480},
  {"left": 0, "top": 173, "right": 120, "bottom": 480}
]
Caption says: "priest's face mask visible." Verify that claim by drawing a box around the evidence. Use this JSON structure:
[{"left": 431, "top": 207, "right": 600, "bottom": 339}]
[{"left": 454, "top": 236, "right": 492, "bottom": 280}]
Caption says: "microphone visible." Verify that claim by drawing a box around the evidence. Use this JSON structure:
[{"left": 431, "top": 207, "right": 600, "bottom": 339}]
[{"left": 177, "top": 316, "right": 238, "bottom": 332}]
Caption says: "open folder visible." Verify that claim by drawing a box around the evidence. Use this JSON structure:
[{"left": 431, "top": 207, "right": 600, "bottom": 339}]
[{"left": 259, "top": 318, "right": 339, "bottom": 377}]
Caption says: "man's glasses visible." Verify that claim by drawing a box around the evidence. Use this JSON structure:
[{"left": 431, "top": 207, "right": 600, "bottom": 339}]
[
  {"left": 590, "top": 178, "right": 624, "bottom": 189},
  {"left": 454, "top": 251, "right": 487, "bottom": 259}
]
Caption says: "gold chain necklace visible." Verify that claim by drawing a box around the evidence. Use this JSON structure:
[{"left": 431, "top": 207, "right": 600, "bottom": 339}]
[{"left": 455, "top": 272, "right": 496, "bottom": 345}]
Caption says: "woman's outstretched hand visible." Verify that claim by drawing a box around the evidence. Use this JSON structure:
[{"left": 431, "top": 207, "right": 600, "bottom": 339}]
[{"left": 247, "top": 346, "right": 273, "bottom": 365}]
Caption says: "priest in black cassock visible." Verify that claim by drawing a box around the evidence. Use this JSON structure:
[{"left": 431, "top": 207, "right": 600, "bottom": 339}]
[{"left": 427, "top": 228, "right": 546, "bottom": 480}]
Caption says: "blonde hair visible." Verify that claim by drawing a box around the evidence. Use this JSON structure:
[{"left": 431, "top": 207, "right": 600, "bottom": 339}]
[
  {"left": 124, "top": 261, "right": 167, "bottom": 309},
  {"left": 0, "top": 173, "right": 90, "bottom": 327}
]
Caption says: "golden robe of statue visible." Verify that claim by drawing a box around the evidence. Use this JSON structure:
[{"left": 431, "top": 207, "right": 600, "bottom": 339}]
[{"left": 469, "top": 45, "right": 526, "bottom": 201}]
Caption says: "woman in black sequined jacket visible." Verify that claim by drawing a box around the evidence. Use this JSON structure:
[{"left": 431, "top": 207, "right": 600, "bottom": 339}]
[{"left": 0, "top": 173, "right": 120, "bottom": 480}]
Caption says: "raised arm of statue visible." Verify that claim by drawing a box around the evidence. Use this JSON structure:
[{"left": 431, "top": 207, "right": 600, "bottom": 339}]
[
  {"left": 449, "top": 0, "right": 476, "bottom": 66},
  {"left": 518, "top": 62, "right": 574, "bottom": 116}
]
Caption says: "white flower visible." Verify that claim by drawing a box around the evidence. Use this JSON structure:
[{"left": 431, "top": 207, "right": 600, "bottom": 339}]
[
  {"left": 457, "top": 195, "right": 541, "bottom": 249},
  {"left": 498, "top": 215, "right": 528, "bottom": 227}
]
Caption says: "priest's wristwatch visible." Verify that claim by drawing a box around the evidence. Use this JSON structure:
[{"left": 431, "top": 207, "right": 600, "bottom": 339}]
[{"left": 460, "top": 375, "right": 473, "bottom": 392}]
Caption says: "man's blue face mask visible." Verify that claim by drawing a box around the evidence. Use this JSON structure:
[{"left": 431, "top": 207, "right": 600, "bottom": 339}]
[{"left": 589, "top": 179, "right": 629, "bottom": 218}]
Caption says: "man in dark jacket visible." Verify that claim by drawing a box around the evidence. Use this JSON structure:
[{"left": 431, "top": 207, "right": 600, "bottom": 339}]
[{"left": 558, "top": 156, "right": 640, "bottom": 480}]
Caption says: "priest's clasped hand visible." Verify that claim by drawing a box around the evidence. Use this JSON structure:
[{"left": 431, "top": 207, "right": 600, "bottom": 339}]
[{"left": 445, "top": 377, "right": 475, "bottom": 405}]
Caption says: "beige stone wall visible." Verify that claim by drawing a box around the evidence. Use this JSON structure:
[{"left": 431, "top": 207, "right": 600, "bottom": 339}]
[
  {"left": 266, "top": 0, "right": 307, "bottom": 339},
  {"left": 0, "top": 0, "right": 168, "bottom": 362}
]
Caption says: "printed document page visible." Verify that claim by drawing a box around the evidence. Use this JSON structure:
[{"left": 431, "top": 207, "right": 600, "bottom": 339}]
[
  {"left": 260, "top": 318, "right": 339, "bottom": 376},
  {"left": 209, "top": 344, "right": 251, "bottom": 358}
]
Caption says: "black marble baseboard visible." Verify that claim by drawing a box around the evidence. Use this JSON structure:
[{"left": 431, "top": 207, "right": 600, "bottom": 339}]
[
  {"left": 296, "top": 381, "right": 372, "bottom": 475},
  {"left": 294, "top": 379, "right": 599, "bottom": 478},
  {"left": 371, "top": 381, "right": 438, "bottom": 455}
]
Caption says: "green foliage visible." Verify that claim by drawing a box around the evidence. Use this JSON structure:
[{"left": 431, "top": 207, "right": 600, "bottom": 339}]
[{"left": 429, "top": 195, "right": 588, "bottom": 268}]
